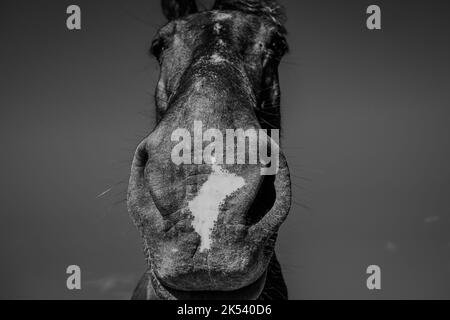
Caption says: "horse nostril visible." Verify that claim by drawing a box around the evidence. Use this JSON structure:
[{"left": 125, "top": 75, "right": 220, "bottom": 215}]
[
  {"left": 135, "top": 144, "right": 149, "bottom": 168},
  {"left": 245, "top": 175, "right": 276, "bottom": 226}
]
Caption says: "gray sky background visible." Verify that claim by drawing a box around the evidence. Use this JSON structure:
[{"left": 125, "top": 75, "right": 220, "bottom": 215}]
[{"left": 1, "top": 0, "right": 449, "bottom": 299}]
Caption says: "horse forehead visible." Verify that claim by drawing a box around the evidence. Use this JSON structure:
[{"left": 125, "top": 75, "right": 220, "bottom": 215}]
[{"left": 180, "top": 10, "right": 259, "bottom": 32}]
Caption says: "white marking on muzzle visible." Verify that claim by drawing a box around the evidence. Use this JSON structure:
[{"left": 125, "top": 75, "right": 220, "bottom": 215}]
[
  {"left": 188, "top": 158, "right": 245, "bottom": 252},
  {"left": 210, "top": 53, "right": 226, "bottom": 64}
]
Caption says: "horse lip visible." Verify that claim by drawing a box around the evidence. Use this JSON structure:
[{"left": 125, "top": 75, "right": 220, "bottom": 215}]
[{"left": 153, "top": 270, "right": 268, "bottom": 300}]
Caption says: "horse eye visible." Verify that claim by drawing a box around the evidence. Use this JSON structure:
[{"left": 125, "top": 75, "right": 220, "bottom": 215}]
[
  {"left": 268, "top": 36, "right": 288, "bottom": 57},
  {"left": 150, "top": 37, "right": 166, "bottom": 61}
]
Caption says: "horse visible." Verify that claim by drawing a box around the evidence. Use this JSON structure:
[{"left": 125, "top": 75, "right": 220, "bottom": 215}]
[{"left": 127, "top": 0, "right": 292, "bottom": 300}]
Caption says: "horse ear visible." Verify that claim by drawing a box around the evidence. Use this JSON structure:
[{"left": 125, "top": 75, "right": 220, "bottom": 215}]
[
  {"left": 213, "top": 0, "right": 286, "bottom": 28},
  {"left": 161, "top": 0, "right": 198, "bottom": 20}
]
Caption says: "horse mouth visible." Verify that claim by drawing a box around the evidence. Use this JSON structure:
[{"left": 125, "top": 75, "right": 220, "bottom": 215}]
[
  {"left": 129, "top": 152, "right": 291, "bottom": 294},
  {"left": 152, "top": 270, "right": 268, "bottom": 300}
]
